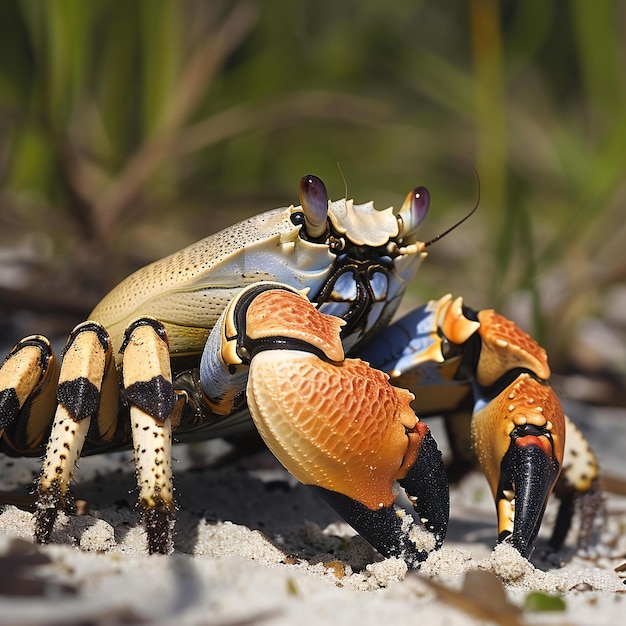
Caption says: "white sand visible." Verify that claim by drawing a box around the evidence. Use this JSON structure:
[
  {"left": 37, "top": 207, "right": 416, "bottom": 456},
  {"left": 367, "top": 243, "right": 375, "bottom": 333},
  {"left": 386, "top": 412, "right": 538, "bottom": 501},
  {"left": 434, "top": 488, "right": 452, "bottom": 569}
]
[{"left": 0, "top": 432, "right": 625, "bottom": 625}]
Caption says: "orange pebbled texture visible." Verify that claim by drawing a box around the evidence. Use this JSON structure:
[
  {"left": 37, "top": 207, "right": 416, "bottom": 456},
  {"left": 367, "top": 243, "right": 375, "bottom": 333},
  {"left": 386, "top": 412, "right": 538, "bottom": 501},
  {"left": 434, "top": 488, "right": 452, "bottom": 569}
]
[
  {"left": 471, "top": 372, "right": 565, "bottom": 499},
  {"left": 476, "top": 310, "right": 550, "bottom": 387},
  {"left": 248, "top": 352, "right": 420, "bottom": 510},
  {"left": 245, "top": 290, "right": 345, "bottom": 362}
]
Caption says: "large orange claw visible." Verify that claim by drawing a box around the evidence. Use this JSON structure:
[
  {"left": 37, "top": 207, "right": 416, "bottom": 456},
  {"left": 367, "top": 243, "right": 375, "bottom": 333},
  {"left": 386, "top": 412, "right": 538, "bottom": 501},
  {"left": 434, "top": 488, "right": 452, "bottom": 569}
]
[
  {"left": 219, "top": 283, "right": 449, "bottom": 566},
  {"left": 473, "top": 312, "right": 565, "bottom": 557},
  {"left": 350, "top": 294, "right": 598, "bottom": 558}
]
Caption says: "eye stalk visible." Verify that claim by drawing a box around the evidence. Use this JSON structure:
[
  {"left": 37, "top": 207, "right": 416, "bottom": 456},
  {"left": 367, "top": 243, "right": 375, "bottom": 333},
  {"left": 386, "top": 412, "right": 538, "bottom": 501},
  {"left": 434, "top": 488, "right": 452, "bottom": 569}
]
[
  {"left": 299, "top": 175, "right": 329, "bottom": 239},
  {"left": 397, "top": 186, "right": 430, "bottom": 241}
]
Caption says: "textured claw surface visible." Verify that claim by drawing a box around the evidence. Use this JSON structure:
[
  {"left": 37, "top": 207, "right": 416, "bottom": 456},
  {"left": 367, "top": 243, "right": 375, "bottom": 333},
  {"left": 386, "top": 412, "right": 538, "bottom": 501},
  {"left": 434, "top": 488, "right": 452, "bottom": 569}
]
[
  {"left": 476, "top": 310, "right": 550, "bottom": 387},
  {"left": 471, "top": 369, "right": 565, "bottom": 556},
  {"left": 472, "top": 373, "right": 564, "bottom": 498},
  {"left": 248, "top": 351, "right": 419, "bottom": 509},
  {"left": 245, "top": 289, "right": 345, "bottom": 362}
]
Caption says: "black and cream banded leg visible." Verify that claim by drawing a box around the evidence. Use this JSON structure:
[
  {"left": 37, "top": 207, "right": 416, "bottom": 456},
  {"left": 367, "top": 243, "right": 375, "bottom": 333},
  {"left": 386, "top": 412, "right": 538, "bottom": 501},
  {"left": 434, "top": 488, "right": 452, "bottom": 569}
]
[
  {"left": 31, "top": 318, "right": 179, "bottom": 554},
  {"left": 121, "top": 318, "right": 178, "bottom": 554},
  {"left": 34, "top": 322, "right": 118, "bottom": 542}
]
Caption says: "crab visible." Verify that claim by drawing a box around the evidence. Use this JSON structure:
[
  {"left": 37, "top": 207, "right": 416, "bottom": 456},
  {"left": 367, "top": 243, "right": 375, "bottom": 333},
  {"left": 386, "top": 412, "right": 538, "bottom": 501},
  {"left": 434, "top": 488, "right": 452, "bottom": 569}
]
[{"left": 0, "top": 175, "right": 599, "bottom": 566}]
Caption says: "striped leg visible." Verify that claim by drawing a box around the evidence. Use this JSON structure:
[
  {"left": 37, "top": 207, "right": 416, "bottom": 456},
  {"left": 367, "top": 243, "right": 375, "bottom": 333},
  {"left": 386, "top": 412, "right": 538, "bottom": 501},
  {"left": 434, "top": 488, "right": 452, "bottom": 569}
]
[
  {"left": 34, "top": 322, "right": 117, "bottom": 542},
  {"left": 548, "top": 415, "right": 601, "bottom": 554},
  {"left": 0, "top": 336, "right": 60, "bottom": 455},
  {"left": 121, "top": 318, "right": 178, "bottom": 555}
]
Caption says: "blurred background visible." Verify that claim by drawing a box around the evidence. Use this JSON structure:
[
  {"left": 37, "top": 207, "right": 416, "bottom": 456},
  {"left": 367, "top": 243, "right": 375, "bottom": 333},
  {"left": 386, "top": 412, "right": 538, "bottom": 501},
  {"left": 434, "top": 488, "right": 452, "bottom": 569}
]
[{"left": 0, "top": 0, "right": 624, "bottom": 402}]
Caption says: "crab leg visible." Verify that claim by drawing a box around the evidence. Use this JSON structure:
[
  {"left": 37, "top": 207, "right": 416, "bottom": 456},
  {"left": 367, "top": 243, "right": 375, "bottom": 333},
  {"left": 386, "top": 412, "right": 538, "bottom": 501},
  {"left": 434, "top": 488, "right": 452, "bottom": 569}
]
[
  {"left": 0, "top": 336, "right": 59, "bottom": 455},
  {"left": 121, "top": 318, "right": 178, "bottom": 554},
  {"left": 203, "top": 283, "right": 449, "bottom": 566},
  {"left": 35, "top": 322, "right": 117, "bottom": 543},
  {"left": 549, "top": 415, "right": 601, "bottom": 553}
]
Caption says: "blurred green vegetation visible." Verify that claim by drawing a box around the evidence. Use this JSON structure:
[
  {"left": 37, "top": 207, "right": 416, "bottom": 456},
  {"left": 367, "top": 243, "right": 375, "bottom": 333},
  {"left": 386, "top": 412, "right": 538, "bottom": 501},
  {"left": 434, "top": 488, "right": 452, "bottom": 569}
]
[{"left": 0, "top": 0, "right": 624, "bottom": 371}]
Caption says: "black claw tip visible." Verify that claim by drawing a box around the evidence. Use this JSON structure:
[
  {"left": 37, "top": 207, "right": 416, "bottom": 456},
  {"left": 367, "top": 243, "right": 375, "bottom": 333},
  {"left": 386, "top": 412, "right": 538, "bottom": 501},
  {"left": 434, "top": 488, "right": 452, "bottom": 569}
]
[
  {"left": 398, "top": 430, "right": 449, "bottom": 549},
  {"left": 309, "top": 486, "right": 435, "bottom": 568},
  {"left": 500, "top": 441, "right": 560, "bottom": 558}
]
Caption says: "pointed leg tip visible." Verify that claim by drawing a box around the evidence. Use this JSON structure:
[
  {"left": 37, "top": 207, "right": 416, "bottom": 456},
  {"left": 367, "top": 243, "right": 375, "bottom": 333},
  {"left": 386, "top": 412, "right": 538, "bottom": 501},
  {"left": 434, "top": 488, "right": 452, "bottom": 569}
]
[
  {"left": 144, "top": 507, "right": 174, "bottom": 555},
  {"left": 33, "top": 484, "right": 64, "bottom": 545}
]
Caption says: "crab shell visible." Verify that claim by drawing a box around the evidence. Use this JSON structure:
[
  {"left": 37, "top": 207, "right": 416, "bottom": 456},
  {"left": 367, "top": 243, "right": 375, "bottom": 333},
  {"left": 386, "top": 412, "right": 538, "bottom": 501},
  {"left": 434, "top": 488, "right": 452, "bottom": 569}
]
[{"left": 90, "top": 192, "right": 425, "bottom": 362}]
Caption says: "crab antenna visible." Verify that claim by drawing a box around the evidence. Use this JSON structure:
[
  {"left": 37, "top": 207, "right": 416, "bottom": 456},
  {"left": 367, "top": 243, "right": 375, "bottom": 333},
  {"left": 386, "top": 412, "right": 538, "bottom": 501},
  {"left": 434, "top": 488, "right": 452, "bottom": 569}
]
[
  {"left": 336, "top": 161, "right": 348, "bottom": 199},
  {"left": 423, "top": 171, "right": 480, "bottom": 248}
]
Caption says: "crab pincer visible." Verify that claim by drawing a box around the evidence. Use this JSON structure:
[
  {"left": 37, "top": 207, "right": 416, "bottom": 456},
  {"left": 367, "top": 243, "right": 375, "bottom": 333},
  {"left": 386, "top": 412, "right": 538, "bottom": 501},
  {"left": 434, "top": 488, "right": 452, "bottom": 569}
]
[
  {"left": 203, "top": 282, "right": 449, "bottom": 566},
  {"left": 468, "top": 311, "right": 566, "bottom": 557}
]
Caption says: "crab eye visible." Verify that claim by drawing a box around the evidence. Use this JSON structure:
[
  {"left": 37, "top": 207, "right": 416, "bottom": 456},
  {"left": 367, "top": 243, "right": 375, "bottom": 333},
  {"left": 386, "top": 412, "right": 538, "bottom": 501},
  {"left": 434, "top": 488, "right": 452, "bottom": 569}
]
[
  {"left": 290, "top": 211, "right": 305, "bottom": 226},
  {"left": 412, "top": 186, "right": 430, "bottom": 221},
  {"left": 397, "top": 186, "right": 430, "bottom": 240},
  {"left": 299, "top": 174, "right": 329, "bottom": 239}
]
